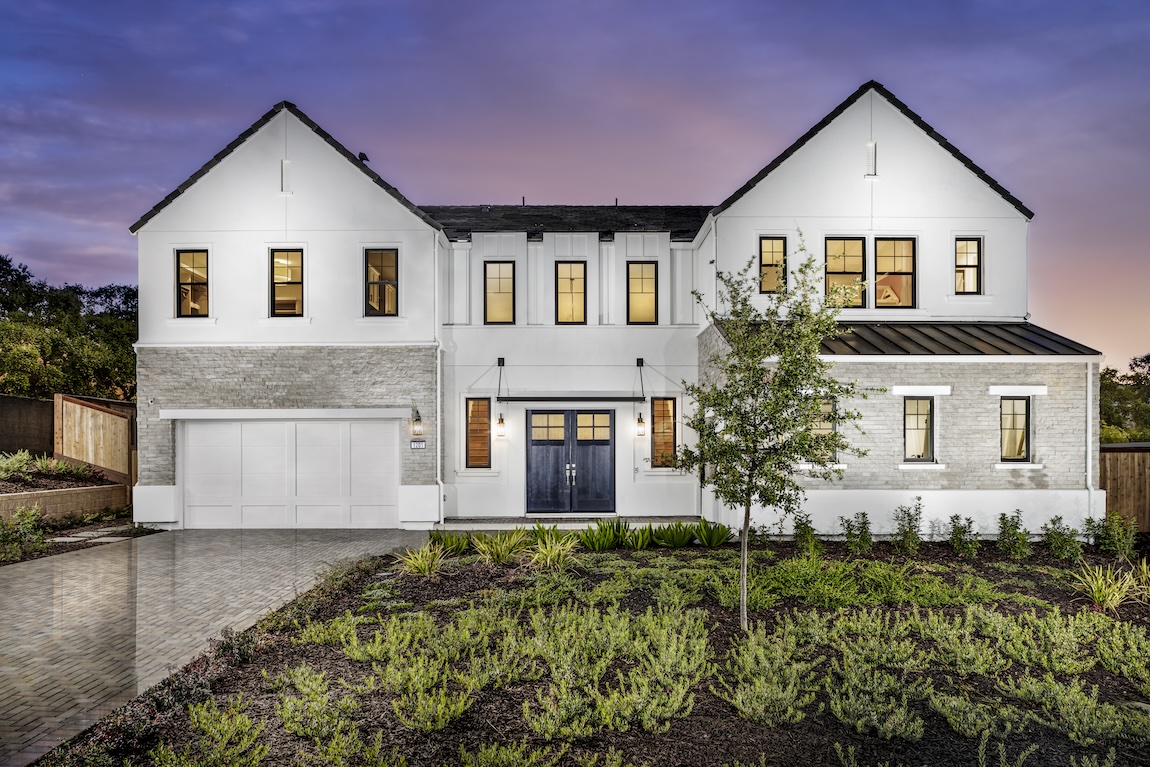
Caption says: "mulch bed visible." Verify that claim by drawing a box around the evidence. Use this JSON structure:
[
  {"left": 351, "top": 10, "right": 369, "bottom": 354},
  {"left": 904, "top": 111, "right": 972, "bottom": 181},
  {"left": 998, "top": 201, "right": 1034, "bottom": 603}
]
[
  {"left": 0, "top": 515, "right": 159, "bottom": 567},
  {"left": 38, "top": 538, "right": 1150, "bottom": 767},
  {"left": 0, "top": 471, "right": 118, "bottom": 495}
]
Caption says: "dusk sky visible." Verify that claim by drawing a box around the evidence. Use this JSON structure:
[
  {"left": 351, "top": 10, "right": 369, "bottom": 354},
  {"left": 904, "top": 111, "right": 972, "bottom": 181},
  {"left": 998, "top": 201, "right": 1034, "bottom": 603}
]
[{"left": 1, "top": 1, "right": 1147, "bottom": 369}]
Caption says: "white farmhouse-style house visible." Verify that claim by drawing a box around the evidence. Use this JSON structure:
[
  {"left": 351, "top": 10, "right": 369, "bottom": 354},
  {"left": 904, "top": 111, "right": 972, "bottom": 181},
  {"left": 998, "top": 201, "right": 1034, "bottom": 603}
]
[{"left": 131, "top": 81, "right": 1104, "bottom": 535}]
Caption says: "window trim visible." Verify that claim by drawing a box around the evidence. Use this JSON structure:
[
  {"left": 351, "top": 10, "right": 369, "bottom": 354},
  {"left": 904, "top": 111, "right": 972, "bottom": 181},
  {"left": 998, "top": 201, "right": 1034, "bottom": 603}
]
[
  {"left": 483, "top": 261, "right": 516, "bottom": 325},
  {"left": 759, "top": 236, "right": 787, "bottom": 294},
  {"left": 825, "top": 237, "right": 866, "bottom": 308},
  {"left": 269, "top": 248, "right": 304, "bottom": 318},
  {"left": 651, "top": 397, "right": 676, "bottom": 468},
  {"left": 903, "top": 396, "right": 934, "bottom": 463},
  {"left": 812, "top": 399, "right": 837, "bottom": 463},
  {"left": 364, "top": 248, "right": 399, "bottom": 317},
  {"left": 465, "top": 397, "right": 492, "bottom": 469},
  {"left": 554, "top": 260, "right": 587, "bottom": 325},
  {"left": 1000, "top": 396, "right": 1031, "bottom": 463},
  {"left": 626, "top": 261, "right": 658, "bottom": 325},
  {"left": 955, "top": 237, "right": 983, "bottom": 296},
  {"left": 175, "top": 249, "right": 210, "bottom": 318},
  {"left": 874, "top": 237, "right": 916, "bottom": 309}
]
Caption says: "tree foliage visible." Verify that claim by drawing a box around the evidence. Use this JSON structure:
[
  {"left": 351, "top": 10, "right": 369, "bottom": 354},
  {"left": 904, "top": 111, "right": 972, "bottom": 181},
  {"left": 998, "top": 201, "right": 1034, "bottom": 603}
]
[
  {"left": 0, "top": 254, "right": 136, "bottom": 400},
  {"left": 1100, "top": 355, "right": 1150, "bottom": 443},
  {"left": 674, "top": 243, "right": 866, "bottom": 628}
]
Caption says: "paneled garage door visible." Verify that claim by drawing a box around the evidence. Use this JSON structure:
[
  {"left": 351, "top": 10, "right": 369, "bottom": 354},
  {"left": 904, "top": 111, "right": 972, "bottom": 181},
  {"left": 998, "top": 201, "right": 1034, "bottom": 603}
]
[{"left": 182, "top": 420, "right": 399, "bottom": 528}]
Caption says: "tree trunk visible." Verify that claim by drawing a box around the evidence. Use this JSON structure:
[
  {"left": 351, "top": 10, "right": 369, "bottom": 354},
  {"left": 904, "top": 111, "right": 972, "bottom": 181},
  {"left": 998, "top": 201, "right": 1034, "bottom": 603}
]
[{"left": 740, "top": 498, "right": 751, "bottom": 631}]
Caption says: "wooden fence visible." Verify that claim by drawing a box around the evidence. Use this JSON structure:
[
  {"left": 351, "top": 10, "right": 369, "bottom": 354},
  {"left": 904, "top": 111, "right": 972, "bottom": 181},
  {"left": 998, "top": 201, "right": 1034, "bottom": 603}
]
[
  {"left": 1100, "top": 444, "right": 1150, "bottom": 533},
  {"left": 54, "top": 395, "right": 137, "bottom": 486}
]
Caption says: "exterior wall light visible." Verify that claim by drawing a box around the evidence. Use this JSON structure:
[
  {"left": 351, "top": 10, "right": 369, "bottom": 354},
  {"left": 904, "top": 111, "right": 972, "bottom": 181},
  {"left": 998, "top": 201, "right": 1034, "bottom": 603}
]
[
  {"left": 411, "top": 407, "right": 423, "bottom": 437},
  {"left": 636, "top": 413, "right": 646, "bottom": 436},
  {"left": 636, "top": 358, "right": 647, "bottom": 436},
  {"left": 496, "top": 413, "right": 506, "bottom": 437}
]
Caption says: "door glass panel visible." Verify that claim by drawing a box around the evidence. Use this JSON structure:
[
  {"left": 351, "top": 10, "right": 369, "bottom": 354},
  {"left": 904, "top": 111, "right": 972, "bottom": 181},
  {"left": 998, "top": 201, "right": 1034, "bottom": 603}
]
[
  {"left": 576, "top": 412, "right": 611, "bottom": 441},
  {"left": 532, "top": 413, "right": 565, "bottom": 442}
]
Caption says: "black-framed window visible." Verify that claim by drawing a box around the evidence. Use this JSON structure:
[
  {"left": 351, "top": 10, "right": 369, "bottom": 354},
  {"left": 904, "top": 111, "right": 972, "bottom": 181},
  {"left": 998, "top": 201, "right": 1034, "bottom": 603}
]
[
  {"left": 875, "top": 238, "right": 915, "bottom": 308},
  {"left": 365, "top": 248, "right": 398, "bottom": 316},
  {"left": 759, "top": 236, "right": 786, "bottom": 293},
  {"left": 652, "top": 397, "right": 676, "bottom": 467},
  {"left": 465, "top": 398, "right": 491, "bottom": 468},
  {"left": 812, "top": 400, "right": 836, "bottom": 463},
  {"left": 627, "top": 261, "right": 657, "bottom": 324},
  {"left": 270, "top": 249, "right": 303, "bottom": 317},
  {"left": 556, "top": 261, "right": 586, "bottom": 324},
  {"left": 1001, "top": 397, "right": 1030, "bottom": 462},
  {"left": 904, "top": 397, "right": 934, "bottom": 462},
  {"left": 955, "top": 238, "right": 982, "bottom": 295},
  {"left": 484, "top": 261, "right": 515, "bottom": 324},
  {"left": 176, "top": 250, "right": 209, "bottom": 317},
  {"left": 825, "top": 238, "right": 865, "bottom": 307}
]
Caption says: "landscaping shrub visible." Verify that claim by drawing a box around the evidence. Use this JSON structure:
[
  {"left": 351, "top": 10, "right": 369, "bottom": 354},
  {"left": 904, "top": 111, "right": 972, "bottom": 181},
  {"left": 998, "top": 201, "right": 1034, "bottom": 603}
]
[
  {"left": 652, "top": 521, "right": 695, "bottom": 548},
  {"left": 1070, "top": 563, "right": 1139, "bottom": 615},
  {"left": 1083, "top": 514, "right": 1137, "bottom": 562},
  {"left": 891, "top": 497, "right": 923, "bottom": 556},
  {"left": 429, "top": 529, "right": 470, "bottom": 555},
  {"left": 695, "top": 518, "right": 734, "bottom": 547},
  {"left": 149, "top": 696, "right": 267, "bottom": 767},
  {"left": 713, "top": 624, "right": 822, "bottom": 726},
  {"left": 0, "top": 449, "right": 34, "bottom": 480},
  {"left": 623, "top": 523, "right": 653, "bottom": 550},
  {"left": 396, "top": 542, "right": 449, "bottom": 576},
  {"left": 527, "top": 534, "right": 579, "bottom": 572},
  {"left": 839, "top": 511, "right": 873, "bottom": 556},
  {"left": 792, "top": 512, "right": 821, "bottom": 556},
  {"left": 578, "top": 524, "right": 618, "bottom": 552},
  {"left": 1041, "top": 516, "right": 1084, "bottom": 562},
  {"left": 947, "top": 515, "right": 980, "bottom": 559},
  {"left": 996, "top": 510, "right": 1031, "bottom": 559},
  {"left": 0, "top": 505, "right": 46, "bottom": 562},
  {"left": 472, "top": 528, "right": 530, "bottom": 564}
]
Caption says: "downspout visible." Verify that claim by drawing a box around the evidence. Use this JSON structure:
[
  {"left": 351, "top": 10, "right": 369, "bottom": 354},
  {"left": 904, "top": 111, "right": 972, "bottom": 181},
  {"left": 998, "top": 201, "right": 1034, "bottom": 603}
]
[
  {"left": 434, "top": 232, "right": 444, "bottom": 525},
  {"left": 1085, "top": 360, "right": 1095, "bottom": 519}
]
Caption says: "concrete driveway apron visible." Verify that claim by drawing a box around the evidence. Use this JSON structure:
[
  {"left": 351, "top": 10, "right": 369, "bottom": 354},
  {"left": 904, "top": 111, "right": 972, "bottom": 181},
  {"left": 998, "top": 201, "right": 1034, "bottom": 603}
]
[{"left": 0, "top": 528, "right": 426, "bottom": 767}]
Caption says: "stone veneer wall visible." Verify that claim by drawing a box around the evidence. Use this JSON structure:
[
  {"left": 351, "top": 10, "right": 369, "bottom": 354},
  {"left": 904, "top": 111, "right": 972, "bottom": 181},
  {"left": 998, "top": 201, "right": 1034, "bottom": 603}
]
[
  {"left": 696, "top": 324, "right": 1099, "bottom": 491},
  {"left": 136, "top": 345, "right": 438, "bottom": 487}
]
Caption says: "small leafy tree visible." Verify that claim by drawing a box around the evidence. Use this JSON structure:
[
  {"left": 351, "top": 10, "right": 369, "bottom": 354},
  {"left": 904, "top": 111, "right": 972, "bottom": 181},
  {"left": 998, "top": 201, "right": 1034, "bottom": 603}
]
[{"left": 674, "top": 244, "right": 865, "bottom": 629}]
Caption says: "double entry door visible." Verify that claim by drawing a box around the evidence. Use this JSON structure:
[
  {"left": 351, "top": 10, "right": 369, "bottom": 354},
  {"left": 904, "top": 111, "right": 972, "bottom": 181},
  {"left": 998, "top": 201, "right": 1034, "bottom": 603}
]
[{"left": 526, "top": 410, "right": 615, "bottom": 513}]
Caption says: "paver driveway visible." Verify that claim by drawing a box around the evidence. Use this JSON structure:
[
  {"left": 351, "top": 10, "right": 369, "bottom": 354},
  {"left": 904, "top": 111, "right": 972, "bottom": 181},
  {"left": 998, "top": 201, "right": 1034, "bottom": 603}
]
[{"left": 0, "top": 528, "right": 426, "bottom": 766}]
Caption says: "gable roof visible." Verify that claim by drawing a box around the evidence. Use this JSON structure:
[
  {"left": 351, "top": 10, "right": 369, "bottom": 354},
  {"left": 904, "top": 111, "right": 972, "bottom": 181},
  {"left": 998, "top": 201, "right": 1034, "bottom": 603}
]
[
  {"left": 711, "top": 81, "right": 1034, "bottom": 220},
  {"left": 421, "top": 205, "right": 711, "bottom": 242},
  {"left": 129, "top": 102, "right": 442, "bottom": 234}
]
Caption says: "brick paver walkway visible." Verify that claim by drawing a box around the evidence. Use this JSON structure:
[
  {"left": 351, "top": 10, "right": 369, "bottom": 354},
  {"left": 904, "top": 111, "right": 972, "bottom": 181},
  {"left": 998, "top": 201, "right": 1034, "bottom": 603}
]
[{"left": 0, "top": 528, "right": 426, "bottom": 766}]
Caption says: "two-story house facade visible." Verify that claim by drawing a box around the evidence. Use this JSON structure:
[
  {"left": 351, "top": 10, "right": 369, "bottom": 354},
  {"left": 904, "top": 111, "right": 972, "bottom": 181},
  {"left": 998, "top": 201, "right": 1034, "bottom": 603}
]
[{"left": 131, "top": 81, "right": 1103, "bottom": 535}]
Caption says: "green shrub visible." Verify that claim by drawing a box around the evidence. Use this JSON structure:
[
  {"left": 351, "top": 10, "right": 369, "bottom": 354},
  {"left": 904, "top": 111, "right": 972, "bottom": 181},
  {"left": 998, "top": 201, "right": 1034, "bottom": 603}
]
[
  {"left": 839, "top": 511, "right": 873, "bottom": 556},
  {"left": 996, "top": 510, "right": 1031, "bottom": 559},
  {"left": 396, "top": 542, "right": 448, "bottom": 576},
  {"left": 652, "top": 521, "right": 695, "bottom": 548},
  {"left": 1070, "top": 563, "right": 1139, "bottom": 615},
  {"left": 825, "top": 657, "right": 929, "bottom": 740},
  {"left": 1040, "top": 515, "right": 1083, "bottom": 561},
  {"left": 0, "top": 506, "right": 46, "bottom": 562},
  {"left": 713, "top": 624, "right": 823, "bottom": 726},
  {"left": 0, "top": 449, "right": 34, "bottom": 480},
  {"left": 947, "top": 515, "right": 980, "bottom": 559},
  {"left": 527, "top": 535, "right": 579, "bottom": 572},
  {"left": 1083, "top": 513, "right": 1137, "bottom": 561},
  {"left": 457, "top": 740, "right": 568, "bottom": 767},
  {"left": 429, "top": 529, "right": 470, "bottom": 555},
  {"left": 891, "top": 497, "right": 923, "bottom": 556},
  {"left": 696, "top": 518, "right": 734, "bottom": 547},
  {"left": 624, "top": 524, "right": 653, "bottom": 550},
  {"left": 998, "top": 671, "right": 1150, "bottom": 746},
  {"left": 472, "top": 528, "right": 530, "bottom": 564},
  {"left": 150, "top": 696, "right": 267, "bottom": 767},
  {"left": 791, "top": 512, "right": 820, "bottom": 556},
  {"left": 578, "top": 525, "right": 617, "bottom": 552}
]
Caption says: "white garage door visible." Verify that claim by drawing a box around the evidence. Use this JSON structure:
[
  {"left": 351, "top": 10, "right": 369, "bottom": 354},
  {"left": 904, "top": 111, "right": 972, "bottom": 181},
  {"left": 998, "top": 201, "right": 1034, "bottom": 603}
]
[{"left": 182, "top": 420, "right": 399, "bottom": 528}]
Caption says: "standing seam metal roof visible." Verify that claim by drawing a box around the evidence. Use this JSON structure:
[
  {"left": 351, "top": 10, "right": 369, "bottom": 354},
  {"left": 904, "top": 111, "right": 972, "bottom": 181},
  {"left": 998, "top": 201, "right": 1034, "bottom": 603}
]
[{"left": 815, "top": 323, "right": 1099, "bottom": 356}]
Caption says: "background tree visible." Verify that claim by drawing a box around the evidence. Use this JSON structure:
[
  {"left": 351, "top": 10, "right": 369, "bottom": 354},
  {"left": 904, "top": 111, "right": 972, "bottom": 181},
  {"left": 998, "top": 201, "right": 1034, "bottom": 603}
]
[
  {"left": 674, "top": 247, "right": 866, "bottom": 629},
  {"left": 1100, "top": 354, "right": 1150, "bottom": 443}
]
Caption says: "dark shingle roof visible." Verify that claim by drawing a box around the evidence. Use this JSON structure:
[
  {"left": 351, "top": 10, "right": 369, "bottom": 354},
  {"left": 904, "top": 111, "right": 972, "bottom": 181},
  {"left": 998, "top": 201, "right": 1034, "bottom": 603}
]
[
  {"left": 712, "top": 81, "right": 1034, "bottom": 221},
  {"left": 421, "top": 205, "right": 711, "bottom": 242},
  {"left": 129, "top": 102, "right": 442, "bottom": 234},
  {"left": 818, "top": 322, "right": 1099, "bottom": 356}
]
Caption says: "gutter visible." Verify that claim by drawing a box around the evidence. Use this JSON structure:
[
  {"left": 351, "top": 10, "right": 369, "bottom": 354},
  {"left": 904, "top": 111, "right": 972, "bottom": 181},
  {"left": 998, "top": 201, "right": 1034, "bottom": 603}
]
[
  {"left": 1085, "top": 360, "right": 1095, "bottom": 519},
  {"left": 434, "top": 232, "right": 444, "bottom": 525}
]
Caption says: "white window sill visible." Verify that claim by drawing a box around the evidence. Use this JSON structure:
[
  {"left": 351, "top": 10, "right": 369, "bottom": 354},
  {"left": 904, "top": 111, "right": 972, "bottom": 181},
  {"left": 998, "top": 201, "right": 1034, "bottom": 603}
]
[
  {"left": 165, "top": 318, "right": 217, "bottom": 326},
  {"left": 456, "top": 469, "right": 499, "bottom": 478},
  {"left": 258, "top": 317, "right": 312, "bottom": 326},
  {"left": 796, "top": 463, "right": 847, "bottom": 471},
  {"left": 898, "top": 463, "right": 947, "bottom": 471},
  {"left": 641, "top": 468, "right": 690, "bottom": 478},
  {"left": 354, "top": 316, "right": 409, "bottom": 326},
  {"left": 995, "top": 462, "right": 1044, "bottom": 471}
]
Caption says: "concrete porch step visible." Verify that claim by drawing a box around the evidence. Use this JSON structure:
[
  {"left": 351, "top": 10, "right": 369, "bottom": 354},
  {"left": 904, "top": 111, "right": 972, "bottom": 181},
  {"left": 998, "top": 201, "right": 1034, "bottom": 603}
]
[{"left": 437, "top": 515, "right": 701, "bottom": 532}]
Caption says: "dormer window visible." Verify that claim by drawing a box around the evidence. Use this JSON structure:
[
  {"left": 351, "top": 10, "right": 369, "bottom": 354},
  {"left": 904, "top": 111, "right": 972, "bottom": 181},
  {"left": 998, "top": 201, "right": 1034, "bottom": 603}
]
[
  {"left": 825, "top": 238, "right": 865, "bottom": 307},
  {"left": 759, "top": 237, "right": 786, "bottom": 293},
  {"left": 875, "top": 238, "right": 915, "bottom": 308},
  {"left": 270, "top": 249, "right": 303, "bottom": 317},
  {"left": 955, "top": 238, "right": 982, "bottom": 295}
]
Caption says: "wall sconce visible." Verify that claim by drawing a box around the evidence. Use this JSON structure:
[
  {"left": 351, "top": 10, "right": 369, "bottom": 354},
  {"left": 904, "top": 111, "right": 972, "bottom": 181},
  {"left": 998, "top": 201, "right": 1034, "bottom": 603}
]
[
  {"left": 495, "top": 413, "right": 506, "bottom": 437},
  {"left": 636, "top": 413, "right": 646, "bottom": 436},
  {"left": 411, "top": 407, "right": 423, "bottom": 437},
  {"left": 636, "top": 358, "right": 647, "bottom": 436}
]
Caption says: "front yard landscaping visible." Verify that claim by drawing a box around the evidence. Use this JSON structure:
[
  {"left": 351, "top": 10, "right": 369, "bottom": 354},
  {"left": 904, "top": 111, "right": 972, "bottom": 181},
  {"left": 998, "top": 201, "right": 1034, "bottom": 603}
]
[{"left": 38, "top": 520, "right": 1150, "bottom": 767}]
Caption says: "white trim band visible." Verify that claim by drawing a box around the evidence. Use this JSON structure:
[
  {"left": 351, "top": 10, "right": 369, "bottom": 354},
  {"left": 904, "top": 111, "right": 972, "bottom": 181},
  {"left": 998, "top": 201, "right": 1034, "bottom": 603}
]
[
  {"left": 159, "top": 408, "right": 410, "bottom": 420},
  {"left": 988, "top": 385, "right": 1048, "bottom": 396},
  {"left": 891, "top": 386, "right": 951, "bottom": 396}
]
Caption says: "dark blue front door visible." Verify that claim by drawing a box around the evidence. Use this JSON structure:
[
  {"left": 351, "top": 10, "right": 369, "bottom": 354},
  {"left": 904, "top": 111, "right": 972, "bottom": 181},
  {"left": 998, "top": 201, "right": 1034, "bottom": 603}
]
[{"left": 526, "top": 410, "right": 615, "bottom": 513}]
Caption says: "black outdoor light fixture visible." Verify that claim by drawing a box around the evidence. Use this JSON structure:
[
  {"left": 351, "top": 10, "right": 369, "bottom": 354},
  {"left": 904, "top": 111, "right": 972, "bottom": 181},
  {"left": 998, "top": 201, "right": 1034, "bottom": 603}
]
[
  {"left": 410, "top": 403, "right": 423, "bottom": 437},
  {"left": 636, "top": 358, "right": 647, "bottom": 436},
  {"left": 495, "top": 357, "right": 506, "bottom": 437}
]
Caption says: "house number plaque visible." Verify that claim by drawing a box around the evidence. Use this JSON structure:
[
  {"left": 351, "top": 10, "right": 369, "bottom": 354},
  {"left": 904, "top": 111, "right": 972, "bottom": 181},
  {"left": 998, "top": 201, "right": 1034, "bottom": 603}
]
[{"left": 410, "top": 440, "right": 427, "bottom": 450}]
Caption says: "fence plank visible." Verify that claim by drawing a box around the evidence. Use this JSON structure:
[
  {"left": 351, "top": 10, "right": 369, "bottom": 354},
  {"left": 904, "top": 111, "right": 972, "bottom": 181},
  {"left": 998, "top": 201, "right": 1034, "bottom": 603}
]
[{"left": 1100, "top": 450, "right": 1150, "bottom": 532}]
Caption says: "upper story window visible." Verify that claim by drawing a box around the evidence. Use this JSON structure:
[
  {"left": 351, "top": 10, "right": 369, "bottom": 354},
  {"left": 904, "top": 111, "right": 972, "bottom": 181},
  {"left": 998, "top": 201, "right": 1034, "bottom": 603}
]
[
  {"left": 484, "top": 261, "right": 515, "bottom": 324},
  {"left": 176, "top": 250, "right": 209, "bottom": 317},
  {"left": 465, "top": 398, "right": 492, "bottom": 468},
  {"left": 759, "top": 236, "right": 786, "bottom": 293},
  {"left": 904, "top": 396, "right": 934, "bottom": 462},
  {"left": 270, "top": 249, "right": 303, "bottom": 317},
  {"left": 627, "top": 261, "right": 657, "bottom": 324},
  {"left": 955, "top": 238, "right": 982, "bottom": 295},
  {"left": 875, "top": 238, "right": 915, "bottom": 308},
  {"left": 651, "top": 397, "right": 676, "bottom": 468},
  {"left": 365, "top": 249, "right": 398, "bottom": 316},
  {"left": 825, "top": 238, "right": 865, "bottom": 307},
  {"left": 1000, "top": 397, "right": 1030, "bottom": 462},
  {"left": 556, "top": 261, "right": 586, "bottom": 324}
]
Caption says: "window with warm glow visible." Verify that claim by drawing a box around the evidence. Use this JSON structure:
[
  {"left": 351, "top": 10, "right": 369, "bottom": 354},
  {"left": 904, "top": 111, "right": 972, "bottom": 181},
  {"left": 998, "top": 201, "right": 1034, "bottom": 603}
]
[
  {"left": 556, "top": 261, "right": 586, "bottom": 324},
  {"left": 955, "top": 238, "right": 982, "bottom": 295},
  {"left": 465, "top": 398, "right": 491, "bottom": 468},
  {"left": 576, "top": 412, "right": 611, "bottom": 442},
  {"left": 811, "top": 400, "right": 836, "bottom": 462},
  {"left": 627, "top": 262, "right": 657, "bottom": 324},
  {"left": 1001, "top": 397, "right": 1029, "bottom": 462},
  {"left": 825, "top": 238, "right": 865, "bottom": 307},
  {"left": 759, "top": 237, "right": 786, "bottom": 293},
  {"left": 271, "top": 249, "right": 303, "bottom": 316},
  {"left": 651, "top": 397, "right": 676, "bottom": 467},
  {"left": 484, "top": 262, "right": 515, "bottom": 324},
  {"left": 365, "top": 249, "right": 398, "bottom": 316},
  {"left": 176, "top": 250, "right": 208, "bottom": 317},
  {"left": 904, "top": 397, "right": 934, "bottom": 462},
  {"left": 875, "top": 238, "right": 915, "bottom": 308}
]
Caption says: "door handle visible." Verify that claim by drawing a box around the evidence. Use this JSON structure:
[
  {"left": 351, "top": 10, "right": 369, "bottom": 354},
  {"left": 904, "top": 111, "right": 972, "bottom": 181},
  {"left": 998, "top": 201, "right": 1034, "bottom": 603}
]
[{"left": 570, "top": 463, "right": 576, "bottom": 485}]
